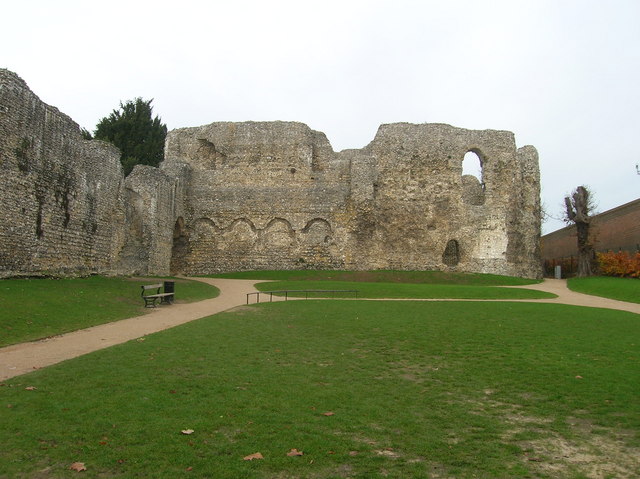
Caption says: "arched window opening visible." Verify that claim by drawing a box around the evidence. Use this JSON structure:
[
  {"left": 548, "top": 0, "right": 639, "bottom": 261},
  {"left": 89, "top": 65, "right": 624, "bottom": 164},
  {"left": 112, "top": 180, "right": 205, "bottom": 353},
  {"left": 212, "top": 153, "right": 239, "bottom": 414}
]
[
  {"left": 462, "top": 150, "right": 483, "bottom": 184},
  {"left": 442, "top": 239, "right": 460, "bottom": 266}
]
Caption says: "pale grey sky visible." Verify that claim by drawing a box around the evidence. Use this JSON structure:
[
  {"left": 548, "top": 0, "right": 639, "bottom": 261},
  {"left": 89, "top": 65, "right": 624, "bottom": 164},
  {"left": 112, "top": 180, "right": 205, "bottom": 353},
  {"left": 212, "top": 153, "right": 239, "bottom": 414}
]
[{"left": 3, "top": 0, "right": 639, "bottom": 233}]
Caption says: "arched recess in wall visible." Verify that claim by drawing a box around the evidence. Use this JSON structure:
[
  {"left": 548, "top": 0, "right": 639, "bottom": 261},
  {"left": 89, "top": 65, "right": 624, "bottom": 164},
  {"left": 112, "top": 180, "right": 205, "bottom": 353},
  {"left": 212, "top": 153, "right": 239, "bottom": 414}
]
[
  {"left": 264, "top": 218, "right": 295, "bottom": 237},
  {"left": 461, "top": 150, "right": 486, "bottom": 206},
  {"left": 170, "top": 217, "right": 190, "bottom": 275},
  {"left": 260, "top": 217, "right": 296, "bottom": 250},
  {"left": 442, "top": 239, "right": 461, "bottom": 266},
  {"left": 222, "top": 218, "right": 258, "bottom": 253},
  {"left": 302, "top": 218, "right": 332, "bottom": 244},
  {"left": 226, "top": 217, "right": 257, "bottom": 233}
]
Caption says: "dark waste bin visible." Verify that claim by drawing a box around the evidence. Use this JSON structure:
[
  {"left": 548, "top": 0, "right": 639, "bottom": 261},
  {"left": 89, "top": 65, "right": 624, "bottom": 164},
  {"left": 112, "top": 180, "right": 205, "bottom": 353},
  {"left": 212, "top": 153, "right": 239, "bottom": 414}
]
[{"left": 163, "top": 281, "right": 175, "bottom": 303}]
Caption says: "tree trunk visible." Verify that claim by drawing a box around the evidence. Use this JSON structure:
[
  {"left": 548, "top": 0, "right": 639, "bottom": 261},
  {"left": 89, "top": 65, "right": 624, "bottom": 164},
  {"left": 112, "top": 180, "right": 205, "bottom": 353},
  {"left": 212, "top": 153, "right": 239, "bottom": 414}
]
[
  {"left": 575, "top": 222, "right": 594, "bottom": 277},
  {"left": 565, "top": 186, "right": 595, "bottom": 278}
]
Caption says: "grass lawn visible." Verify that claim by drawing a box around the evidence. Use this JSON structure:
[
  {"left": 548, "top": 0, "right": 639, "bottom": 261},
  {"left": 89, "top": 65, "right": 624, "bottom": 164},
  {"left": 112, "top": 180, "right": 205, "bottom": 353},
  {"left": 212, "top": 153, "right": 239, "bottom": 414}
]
[
  {"left": 254, "top": 280, "right": 555, "bottom": 300},
  {"left": 209, "top": 269, "right": 541, "bottom": 286},
  {"left": 0, "top": 276, "right": 219, "bottom": 347},
  {"left": 568, "top": 276, "right": 640, "bottom": 304},
  {"left": 1, "top": 300, "right": 638, "bottom": 478}
]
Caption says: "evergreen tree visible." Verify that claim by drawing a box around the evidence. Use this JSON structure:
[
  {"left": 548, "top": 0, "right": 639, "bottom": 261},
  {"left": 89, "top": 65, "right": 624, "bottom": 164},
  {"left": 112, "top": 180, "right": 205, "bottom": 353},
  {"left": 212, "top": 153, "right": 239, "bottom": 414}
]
[{"left": 94, "top": 98, "right": 167, "bottom": 176}]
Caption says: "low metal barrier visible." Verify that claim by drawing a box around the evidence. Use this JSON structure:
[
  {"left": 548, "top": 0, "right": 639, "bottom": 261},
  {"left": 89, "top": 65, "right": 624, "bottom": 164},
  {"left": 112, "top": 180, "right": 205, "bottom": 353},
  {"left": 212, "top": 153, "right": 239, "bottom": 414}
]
[{"left": 246, "top": 290, "right": 359, "bottom": 304}]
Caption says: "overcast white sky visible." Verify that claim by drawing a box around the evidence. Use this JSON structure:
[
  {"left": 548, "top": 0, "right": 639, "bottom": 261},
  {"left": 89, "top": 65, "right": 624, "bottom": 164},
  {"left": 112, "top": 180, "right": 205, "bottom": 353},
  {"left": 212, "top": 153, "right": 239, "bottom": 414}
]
[{"left": 3, "top": 0, "right": 639, "bottom": 233}]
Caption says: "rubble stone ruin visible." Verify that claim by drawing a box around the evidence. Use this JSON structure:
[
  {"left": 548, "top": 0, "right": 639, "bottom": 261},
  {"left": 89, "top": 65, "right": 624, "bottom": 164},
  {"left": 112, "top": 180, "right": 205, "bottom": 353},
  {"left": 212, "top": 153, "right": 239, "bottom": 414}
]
[{"left": 0, "top": 69, "right": 542, "bottom": 279}]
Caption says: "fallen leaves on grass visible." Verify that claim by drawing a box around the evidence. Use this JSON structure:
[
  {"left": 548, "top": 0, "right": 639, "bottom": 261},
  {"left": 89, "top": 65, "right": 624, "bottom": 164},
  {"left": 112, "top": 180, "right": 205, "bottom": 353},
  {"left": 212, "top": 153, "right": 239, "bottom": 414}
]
[
  {"left": 243, "top": 452, "right": 264, "bottom": 461},
  {"left": 287, "top": 448, "right": 304, "bottom": 456},
  {"left": 181, "top": 429, "right": 195, "bottom": 435},
  {"left": 69, "top": 462, "right": 87, "bottom": 472}
]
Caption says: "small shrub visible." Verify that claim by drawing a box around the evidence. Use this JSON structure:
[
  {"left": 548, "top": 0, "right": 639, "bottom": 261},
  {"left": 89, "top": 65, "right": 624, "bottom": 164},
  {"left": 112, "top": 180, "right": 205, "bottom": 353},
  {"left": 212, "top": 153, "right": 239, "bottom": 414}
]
[{"left": 597, "top": 251, "right": 640, "bottom": 278}]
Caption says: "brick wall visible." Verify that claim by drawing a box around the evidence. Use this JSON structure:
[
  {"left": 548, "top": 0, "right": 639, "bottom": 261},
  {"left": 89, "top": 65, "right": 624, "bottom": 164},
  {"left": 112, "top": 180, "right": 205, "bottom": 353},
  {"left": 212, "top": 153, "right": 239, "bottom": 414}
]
[{"left": 542, "top": 198, "right": 640, "bottom": 261}]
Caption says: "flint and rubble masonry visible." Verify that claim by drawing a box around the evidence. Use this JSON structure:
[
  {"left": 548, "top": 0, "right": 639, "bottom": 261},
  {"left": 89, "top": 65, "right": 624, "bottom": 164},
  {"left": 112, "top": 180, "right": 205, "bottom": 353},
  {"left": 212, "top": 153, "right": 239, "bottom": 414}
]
[{"left": 0, "top": 69, "right": 542, "bottom": 279}]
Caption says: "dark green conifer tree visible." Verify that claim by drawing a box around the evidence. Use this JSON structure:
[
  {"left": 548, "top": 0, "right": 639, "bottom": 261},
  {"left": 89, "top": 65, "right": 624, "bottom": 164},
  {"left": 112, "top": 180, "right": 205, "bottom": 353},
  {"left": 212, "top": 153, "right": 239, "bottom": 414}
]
[{"left": 94, "top": 98, "right": 167, "bottom": 176}]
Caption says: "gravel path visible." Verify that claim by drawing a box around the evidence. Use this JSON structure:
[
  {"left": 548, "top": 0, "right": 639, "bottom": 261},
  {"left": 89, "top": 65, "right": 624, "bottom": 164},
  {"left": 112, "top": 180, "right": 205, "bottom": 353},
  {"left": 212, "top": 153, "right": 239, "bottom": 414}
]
[{"left": 1, "top": 278, "right": 638, "bottom": 381}]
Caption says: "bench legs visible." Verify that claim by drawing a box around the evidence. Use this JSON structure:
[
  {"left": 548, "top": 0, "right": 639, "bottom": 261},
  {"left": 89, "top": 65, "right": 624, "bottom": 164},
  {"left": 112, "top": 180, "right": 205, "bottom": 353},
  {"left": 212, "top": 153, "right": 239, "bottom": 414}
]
[
  {"left": 143, "top": 294, "right": 174, "bottom": 308},
  {"left": 144, "top": 297, "right": 159, "bottom": 308}
]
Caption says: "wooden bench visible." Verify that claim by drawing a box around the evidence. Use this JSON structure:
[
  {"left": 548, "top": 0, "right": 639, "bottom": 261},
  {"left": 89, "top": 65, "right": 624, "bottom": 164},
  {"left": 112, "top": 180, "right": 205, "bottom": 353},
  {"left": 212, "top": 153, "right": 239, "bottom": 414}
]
[{"left": 141, "top": 283, "right": 174, "bottom": 308}]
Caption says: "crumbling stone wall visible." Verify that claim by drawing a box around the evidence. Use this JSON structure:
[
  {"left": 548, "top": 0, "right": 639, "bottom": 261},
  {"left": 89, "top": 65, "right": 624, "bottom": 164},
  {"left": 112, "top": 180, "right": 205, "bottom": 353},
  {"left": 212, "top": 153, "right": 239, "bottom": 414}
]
[
  {"left": 163, "top": 121, "right": 542, "bottom": 278},
  {"left": 163, "top": 122, "right": 350, "bottom": 274},
  {"left": 0, "top": 69, "right": 542, "bottom": 279},
  {"left": 0, "top": 70, "right": 127, "bottom": 277}
]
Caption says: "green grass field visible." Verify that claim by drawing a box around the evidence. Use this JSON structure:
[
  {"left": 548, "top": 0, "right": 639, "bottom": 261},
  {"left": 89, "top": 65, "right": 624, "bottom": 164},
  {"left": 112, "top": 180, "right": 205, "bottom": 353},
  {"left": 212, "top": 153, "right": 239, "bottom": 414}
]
[
  {"left": 568, "top": 276, "right": 640, "bottom": 303},
  {"left": 254, "top": 280, "right": 555, "bottom": 300},
  {"left": 209, "top": 269, "right": 541, "bottom": 286},
  {"left": 0, "top": 276, "right": 219, "bottom": 347},
  {"left": 1, "top": 300, "right": 638, "bottom": 478}
]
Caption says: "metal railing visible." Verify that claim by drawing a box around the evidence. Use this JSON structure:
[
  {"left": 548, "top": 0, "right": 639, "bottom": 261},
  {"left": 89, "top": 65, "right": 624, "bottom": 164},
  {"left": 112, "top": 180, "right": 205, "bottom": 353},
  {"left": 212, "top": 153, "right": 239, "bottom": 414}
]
[{"left": 246, "top": 289, "right": 359, "bottom": 304}]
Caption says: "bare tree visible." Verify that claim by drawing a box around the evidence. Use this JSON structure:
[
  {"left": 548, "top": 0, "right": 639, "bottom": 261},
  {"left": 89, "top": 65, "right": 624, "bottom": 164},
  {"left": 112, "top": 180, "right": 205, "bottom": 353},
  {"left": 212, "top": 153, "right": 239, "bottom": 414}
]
[{"left": 564, "top": 185, "right": 596, "bottom": 277}]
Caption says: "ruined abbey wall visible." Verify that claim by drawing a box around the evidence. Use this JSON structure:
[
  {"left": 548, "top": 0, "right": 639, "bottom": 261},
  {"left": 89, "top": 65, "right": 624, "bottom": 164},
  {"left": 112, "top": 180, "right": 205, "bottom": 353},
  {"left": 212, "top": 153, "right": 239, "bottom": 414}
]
[
  {"left": 163, "top": 121, "right": 541, "bottom": 277},
  {"left": 0, "top": 70, "right": 127, "bottom": 277},
  {"left": 0, "top": 69, "right": 542, "bottom": 279}
]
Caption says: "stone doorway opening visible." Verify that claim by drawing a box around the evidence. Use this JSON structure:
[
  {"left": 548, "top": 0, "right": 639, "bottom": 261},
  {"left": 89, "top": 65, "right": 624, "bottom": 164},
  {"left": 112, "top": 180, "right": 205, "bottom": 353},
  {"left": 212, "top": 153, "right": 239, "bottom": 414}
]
[
  {"left": 442, "top": 239, "right": 460, "bottom": 266},
  {"left": 170, "top": 217, "right": 190, "bottom": 275}
]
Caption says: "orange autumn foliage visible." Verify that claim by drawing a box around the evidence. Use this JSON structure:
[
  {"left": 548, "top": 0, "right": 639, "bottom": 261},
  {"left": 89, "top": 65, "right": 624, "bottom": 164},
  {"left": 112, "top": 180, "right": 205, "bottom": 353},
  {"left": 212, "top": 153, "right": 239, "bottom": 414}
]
[{"left": 596, "top": 251, "right": 640, "bottom": 278}]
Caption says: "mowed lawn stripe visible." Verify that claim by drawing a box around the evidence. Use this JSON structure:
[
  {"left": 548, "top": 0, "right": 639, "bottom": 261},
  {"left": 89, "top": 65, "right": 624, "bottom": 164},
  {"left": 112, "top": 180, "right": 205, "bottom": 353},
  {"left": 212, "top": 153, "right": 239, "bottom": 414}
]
[
  {"left": 1, "top": 300, "right": 638, "bottom": 478},
  {"left": 255, "top": 280, "right": 556, "bottom": 299}
]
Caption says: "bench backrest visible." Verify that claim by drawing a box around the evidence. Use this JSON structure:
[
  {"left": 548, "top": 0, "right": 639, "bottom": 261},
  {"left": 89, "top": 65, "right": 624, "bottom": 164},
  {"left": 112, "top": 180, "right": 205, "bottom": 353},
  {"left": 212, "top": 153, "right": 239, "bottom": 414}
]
[{"left": 141, "top": 283, "right": 163, "bottom": 296}]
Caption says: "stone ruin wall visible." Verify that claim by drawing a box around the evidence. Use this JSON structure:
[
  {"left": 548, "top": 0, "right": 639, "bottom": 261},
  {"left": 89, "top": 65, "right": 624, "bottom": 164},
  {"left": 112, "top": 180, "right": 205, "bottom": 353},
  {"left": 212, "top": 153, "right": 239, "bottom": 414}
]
[
  {"left": 163, "top": 122, "right": 351, "bottom": 274},
  {"left": 164, "top": 122, "right": 541, "bottom": 278},
  {"left": 0, "top": 69, "right": 542, "bottom": 279},
  {"left": 0, "top": 70, "right": 180, "bottom": 278},
  {"left": 0, "top": 70, "right": 127, "bottom": 277}
]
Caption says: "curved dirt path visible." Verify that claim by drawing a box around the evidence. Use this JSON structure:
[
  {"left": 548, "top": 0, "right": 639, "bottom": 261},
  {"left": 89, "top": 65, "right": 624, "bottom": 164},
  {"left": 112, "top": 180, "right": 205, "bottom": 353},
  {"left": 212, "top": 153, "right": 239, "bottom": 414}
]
[
  {"left": 1, "top": 278, "right": 638, "bottom": 381},
  {"left": 0, "top": 278, "right": 263, "bottom": 381},
  {"left": 503, "top": 278, "right": 640, "bottom": 314}
]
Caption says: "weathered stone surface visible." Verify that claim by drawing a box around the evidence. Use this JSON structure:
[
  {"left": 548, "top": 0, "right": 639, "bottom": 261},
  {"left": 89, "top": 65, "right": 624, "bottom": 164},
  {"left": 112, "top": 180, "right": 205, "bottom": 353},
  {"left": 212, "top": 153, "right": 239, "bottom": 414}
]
[
  {"left": 0, "top": 69, "right": 542, "bottom": 279},
  {"left": 0, "top": 69, "right": 126, "bottom": 277},
  {"left": 163, "top": 121, "right": 542, "bottom": 277}
]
